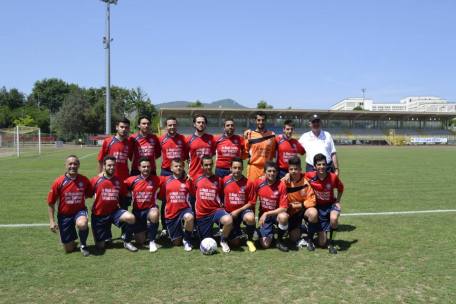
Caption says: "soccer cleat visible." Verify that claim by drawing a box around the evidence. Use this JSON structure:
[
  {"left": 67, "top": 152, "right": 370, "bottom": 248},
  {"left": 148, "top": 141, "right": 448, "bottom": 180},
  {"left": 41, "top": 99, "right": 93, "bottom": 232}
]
[
  {"left": 297, "top": 238, "right": 308, "bottom": 249},
  {"left": 276, "top": 241, "right": 289, "bottom": 252},
  {"left": 149, "top": 241, "right": 158, "bottom": 253},
  {"left": 123, "top": 242, "right": 138, "bottom": 252},
  {"left": 183, "top": 240, "right": 192, "bottom": 252},
  {"left": 246, "top": 240, "right": 256, "bottom": 253},
  {"left": 104, "top": 238, "right": 112, "bottom": 247},
  {"left": 328, "top": 244, "right": 337, "bottom": 254},
  {"left": 306, "top": 240, "right": 316, "bottom": 252},
  {"left": 80, "top": 245, "right": 90, "bottom": 257},
  {"left": 220, "top": 240, "right": 231, "bottom": 253}
]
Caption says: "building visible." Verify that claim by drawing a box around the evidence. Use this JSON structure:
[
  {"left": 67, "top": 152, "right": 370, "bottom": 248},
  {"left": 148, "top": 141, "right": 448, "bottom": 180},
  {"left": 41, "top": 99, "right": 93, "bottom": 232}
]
[{"left": 331, "top": 96, "right": 456, "bottom": 113}]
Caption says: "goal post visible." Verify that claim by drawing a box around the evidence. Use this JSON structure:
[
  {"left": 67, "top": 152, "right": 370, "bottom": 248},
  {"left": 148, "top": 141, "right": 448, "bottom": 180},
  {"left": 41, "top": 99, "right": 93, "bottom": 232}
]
[{"left": 0, "top": 126, "right": 42, "bottom": 157}]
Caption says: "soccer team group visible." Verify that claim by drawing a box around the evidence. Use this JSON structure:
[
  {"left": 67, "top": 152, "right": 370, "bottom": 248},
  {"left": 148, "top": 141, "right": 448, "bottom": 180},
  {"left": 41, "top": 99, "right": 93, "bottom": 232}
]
[{"left": 47, "top": 112, "right": 344, "bottom": 256}]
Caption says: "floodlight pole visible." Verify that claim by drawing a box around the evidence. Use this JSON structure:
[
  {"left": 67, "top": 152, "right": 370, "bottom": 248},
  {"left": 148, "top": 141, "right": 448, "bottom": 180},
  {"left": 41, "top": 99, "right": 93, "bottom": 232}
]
[{"left": 102, "top": 0, "right": 117, "bottom": 135}]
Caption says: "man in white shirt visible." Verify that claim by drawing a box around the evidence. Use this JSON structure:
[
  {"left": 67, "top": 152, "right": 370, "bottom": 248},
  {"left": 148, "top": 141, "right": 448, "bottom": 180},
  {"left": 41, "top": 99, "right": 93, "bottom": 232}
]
[{"left": 298, "top": 114, "right": 340, "bottom": 175}]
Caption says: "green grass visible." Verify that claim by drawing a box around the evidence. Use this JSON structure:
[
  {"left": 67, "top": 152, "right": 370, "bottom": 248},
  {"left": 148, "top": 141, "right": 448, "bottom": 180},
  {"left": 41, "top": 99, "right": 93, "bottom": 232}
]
[{"left": 0, "top": 146, "right": 455, "bottom": 303}]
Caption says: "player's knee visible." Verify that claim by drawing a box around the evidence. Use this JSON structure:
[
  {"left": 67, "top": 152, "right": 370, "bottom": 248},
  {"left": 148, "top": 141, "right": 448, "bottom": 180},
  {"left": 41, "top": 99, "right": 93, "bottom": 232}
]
[
  {"left": 306, "top": 208, "right": 318, "bottom": 223},
  {"left": 123, "top": 212, "right": 136, "bottom": 224},
  {"left": 148, "top": 211, "right": 159, "bottom": 223},
  {"left": 221, "top": 215, "right": 233, "bottom": 226},
  {"left": 277, "top": 212, "right": 289, "bottom": 225},
  {"left": 184, "top": 213, "right": 194, "bottom": 222},
  {"left": 244, "top": 212, "right": 255, "bottom": 225}
]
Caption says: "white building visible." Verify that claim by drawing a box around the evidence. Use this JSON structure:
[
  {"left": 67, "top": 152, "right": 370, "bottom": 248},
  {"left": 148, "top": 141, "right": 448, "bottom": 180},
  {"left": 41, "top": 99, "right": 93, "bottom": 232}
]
[{"left": 331, "top": 96, "right": 456, "bottom": 113}]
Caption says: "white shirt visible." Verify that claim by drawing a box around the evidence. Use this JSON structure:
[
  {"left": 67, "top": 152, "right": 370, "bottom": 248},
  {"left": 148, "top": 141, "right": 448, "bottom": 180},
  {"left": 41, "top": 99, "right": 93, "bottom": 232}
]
[{"left": 298, "top": 130, "right": 336, "bottom": 165}]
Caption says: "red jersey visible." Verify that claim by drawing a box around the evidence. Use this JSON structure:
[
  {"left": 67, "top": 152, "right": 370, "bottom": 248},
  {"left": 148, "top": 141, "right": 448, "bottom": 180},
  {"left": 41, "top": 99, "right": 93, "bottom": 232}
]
[
  {"left": 191, "top": 175, "right": 223, "bottom": 219},
  {"left": 254, "top": 177, "right": 288, "bottom": 215},
  {"left": 47, "top": 174, "right": 92, "bottom": 216},
  {"left": 305, "top": 171, "right": 344, "bottom": 206},
  {"left": 97, "top": 136, "right": 131, "bottom": 182},
  {"left": 215, "top": 134, "right": 245, "bottom": 169},
  {"left": 124, "top": 175, "right": 163, "bottom": 210},
  {"left": 129, "top": 133, "right": 161, "bottom": 172},
  {"left": 186, "top": 133, "right": 215, "bottom": 179},
  {"left": 159, "top": 133, "right": 188, "bottom": 169},
  {"left": 275, "top": 134, "right": 305, "bottom": 170},
  {"left": 222, "top": 175, "right": 256, "bottom": 213},
  {"left": 159, "top": 175, "right": 192, "bottom": 219},
  {"left": 90, "top": 175, "right": 127, "bottom": 216}
]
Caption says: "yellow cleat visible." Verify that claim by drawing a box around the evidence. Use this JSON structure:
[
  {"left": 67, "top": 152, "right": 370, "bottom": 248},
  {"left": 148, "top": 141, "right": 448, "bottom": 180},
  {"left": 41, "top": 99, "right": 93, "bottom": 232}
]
[{"left": 246, "top": 240, "right": 256, "bottom": 253}]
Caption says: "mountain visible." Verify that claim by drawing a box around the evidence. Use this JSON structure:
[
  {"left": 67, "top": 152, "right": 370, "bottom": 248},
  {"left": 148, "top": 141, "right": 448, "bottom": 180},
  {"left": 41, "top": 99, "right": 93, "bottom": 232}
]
[{"left": 155, "top": 99, "right": 247, "bottom": 109}]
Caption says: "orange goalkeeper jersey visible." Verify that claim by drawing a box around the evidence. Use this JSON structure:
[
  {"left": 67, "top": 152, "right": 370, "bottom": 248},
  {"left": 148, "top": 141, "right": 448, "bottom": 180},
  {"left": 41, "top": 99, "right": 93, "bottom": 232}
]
[
  {"left": 285, "top": 174, "right": 316, "bottom": 215},
  {"left": 244, "top": 129, "right": 276, "bottom": 166}
]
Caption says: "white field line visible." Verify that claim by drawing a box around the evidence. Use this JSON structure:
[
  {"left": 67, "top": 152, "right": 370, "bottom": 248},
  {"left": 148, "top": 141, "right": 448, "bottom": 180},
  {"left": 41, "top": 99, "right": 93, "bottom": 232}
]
[{"left": 1, "top": 209, "right": 456, "bottom": 228}]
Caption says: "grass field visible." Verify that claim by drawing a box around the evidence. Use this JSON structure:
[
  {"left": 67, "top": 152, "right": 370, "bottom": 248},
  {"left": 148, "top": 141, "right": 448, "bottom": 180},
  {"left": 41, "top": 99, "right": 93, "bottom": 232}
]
[{"left": 0, "top": 145, "right": 455, "bottom": 303}]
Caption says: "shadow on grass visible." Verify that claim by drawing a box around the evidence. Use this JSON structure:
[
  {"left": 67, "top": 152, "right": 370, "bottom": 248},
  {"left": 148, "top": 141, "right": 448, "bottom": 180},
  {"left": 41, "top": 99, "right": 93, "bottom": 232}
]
[
  {"left": 337, "top": 224, "right": 357, "bottom": 232},
  {"left": 334, "top": 239, "right": 358, "bottom": 251}
]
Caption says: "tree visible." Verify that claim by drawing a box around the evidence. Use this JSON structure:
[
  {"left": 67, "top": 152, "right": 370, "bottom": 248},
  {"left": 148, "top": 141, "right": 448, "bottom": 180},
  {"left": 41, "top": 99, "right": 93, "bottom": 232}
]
[
  {"left": 257, "top": 100, "right": 273, "bottom": 109},
  {"left": 29, "top": 78, "right": 72, "bottom": 113},
  {"left": 353, "top": 105, "right": 364, "bottom": 111},
  {"left": 54, "top": 89, "right": 89, "bottom": 140},
  {"left": 0, "top": 87, "right": 25, "bottom": 109},
  {"left": 13, "top": 115, "right": 36, "bottom": 127},
  {"left": 187, "top": 100, "right": 203, "bottom": 108}
]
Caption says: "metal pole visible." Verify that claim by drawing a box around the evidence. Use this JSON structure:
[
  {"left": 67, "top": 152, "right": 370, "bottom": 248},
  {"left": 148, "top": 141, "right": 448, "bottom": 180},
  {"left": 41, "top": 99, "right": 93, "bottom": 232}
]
[
  {"left": 16, "top": 126, "right": 20, "bottom": 157},
  {"left": 105, "top": 2, "right": 112, "bottom": 135},
  {"left": 38, "top": 128, "right": 42, "bottom": 155}
]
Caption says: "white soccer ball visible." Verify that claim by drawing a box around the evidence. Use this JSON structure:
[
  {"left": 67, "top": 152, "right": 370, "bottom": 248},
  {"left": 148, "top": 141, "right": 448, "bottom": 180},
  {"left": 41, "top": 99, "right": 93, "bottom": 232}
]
[{"left": 200, "top": 237, "right": 217, "bottom": 255}]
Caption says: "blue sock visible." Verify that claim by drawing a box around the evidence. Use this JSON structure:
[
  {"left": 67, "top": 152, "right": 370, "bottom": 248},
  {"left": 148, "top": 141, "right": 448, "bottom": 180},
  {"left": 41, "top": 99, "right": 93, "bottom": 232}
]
[
  {"left": 78, "top": 228, "right": 88, "bottom": 247},
  {"left": 148, "top": 222, "right": 159, "bottom": 242}
]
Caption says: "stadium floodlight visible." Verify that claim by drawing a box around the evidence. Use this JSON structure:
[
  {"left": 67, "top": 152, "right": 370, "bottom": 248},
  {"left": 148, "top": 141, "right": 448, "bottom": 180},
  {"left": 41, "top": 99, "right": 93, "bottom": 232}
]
[{"left": 101, "top": 0, "right": 118, "bottom": 135}]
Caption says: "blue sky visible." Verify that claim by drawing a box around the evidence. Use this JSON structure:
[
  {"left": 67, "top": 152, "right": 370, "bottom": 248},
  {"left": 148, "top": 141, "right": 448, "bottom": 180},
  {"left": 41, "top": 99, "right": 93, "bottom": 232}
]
[{"left": 1, "top": 0, "right": 455, "bottom": 108}]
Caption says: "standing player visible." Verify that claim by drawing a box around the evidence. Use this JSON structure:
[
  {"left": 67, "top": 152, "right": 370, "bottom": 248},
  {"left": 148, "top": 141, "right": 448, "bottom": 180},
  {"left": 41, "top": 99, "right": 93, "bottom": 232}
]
[
  {"left": 186, "top": 114, "right": 215, "bottom": 180},
  {"left": 214, "top": 119, "right": 245, "bottom": 178},
  {"left": 159, "top": 117, "right": 188, "bottom": 177},
  {"left": 305, "top": 153, "right": 344, "bottom": 254},
  {"left": 124, "top": 157, "right": 162, "bottom": 252},
  {"left": 97, "top": 117, "right": 132, "bottom": 183},
  {"left": 299, "top": 114, "right": 340, "bottom": 175},
  {"left": 254, "top": 161, "right": 289, "bottom": 252},
  {"left": 244, "top": 111, "right": 276, "bottom": 181},
  {"left": 276, "top": 120, "right": 305, "bottom": 178},
  {"left": 285, "top": 156, "right": 318, "bottom": 251},
  {"left": 91, "top": 156, "right": 138, "bottom": 252},
  {"left": 193, "top": 156, "right": 233, "bottom": 253},
  {"left": 160, "top": 158, "right": 194, "bottom": 252},
  {"left": 222, "top": 158, "right": 257, "bottom": 252},
  {"left": 129, "top": 116, "right": 161, "bottom": 176},
  {"left": 47, "top": 155, "right": 92, "bottom": 256},
  {"left": 159, "top": 117, "right": 189, "bottom": 237}
]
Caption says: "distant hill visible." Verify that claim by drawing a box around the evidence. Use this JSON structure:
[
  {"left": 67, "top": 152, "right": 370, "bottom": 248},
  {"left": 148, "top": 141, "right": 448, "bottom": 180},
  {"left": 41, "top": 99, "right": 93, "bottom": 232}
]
[{"left": 155, "top": 99, "right": 247, "bottom": 109}]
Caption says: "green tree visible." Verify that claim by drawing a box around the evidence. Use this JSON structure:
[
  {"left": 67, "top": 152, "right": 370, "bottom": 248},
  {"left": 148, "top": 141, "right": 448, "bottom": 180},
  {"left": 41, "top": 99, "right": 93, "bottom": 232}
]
[
  {"left": 13, "top": 115, "right": 36, "bottom": 127},
  {"left": 257, "top": 100, "right": 273, "bottom": 109},
  {"left": 0, "top": 87, "right": 25, "bottom": 109},
  {"left": 29, "top": 78, "right": 73, "bottom": 113},
  {"left": 54, "top": 89, "right": 89, "bottom": 140},
  {"left": 353, "top": 105, "right": 364, "bottom": 111},
  {"left": 0, "top": 106, "right": 13, "bottom": 127},
  {"left": 187, "top": 100, "right": 203, "bottom": 108}
]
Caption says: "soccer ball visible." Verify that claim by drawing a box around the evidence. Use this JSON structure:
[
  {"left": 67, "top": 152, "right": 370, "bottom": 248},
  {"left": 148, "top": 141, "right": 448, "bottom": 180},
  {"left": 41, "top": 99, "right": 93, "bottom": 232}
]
[{"left": 200, "top": 238, "right": 217, "bottom": 255}]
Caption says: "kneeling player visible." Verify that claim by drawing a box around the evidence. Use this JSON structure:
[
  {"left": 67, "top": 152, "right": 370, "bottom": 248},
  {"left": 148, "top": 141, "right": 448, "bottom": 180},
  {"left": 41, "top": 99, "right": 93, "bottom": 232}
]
[
  {"left": 255, "top": 161, "right": 289, "bottom": 252},
  {"left": 47, "top": 155, "right": 92, "bottom": 256},
  {"left": 285, "top": 156, "right": 318, "bottom": 251},
  {"left": 91, "top": 156, "right": 138, "bottom": 252},
  {"left": 124, "top": 157, "right": 162, "bottom": 252},
  {"left": 193, "top": 155, "right": 233, "bottom": 253},
  {"left": 305, "top": 153, "right": 344, "bottom": 254},
  {"left": 160, "top": 158, "right": 194, "bottom": 251},
  {"left": 223, "top": 157, "right": 257, "bottom": 252}
]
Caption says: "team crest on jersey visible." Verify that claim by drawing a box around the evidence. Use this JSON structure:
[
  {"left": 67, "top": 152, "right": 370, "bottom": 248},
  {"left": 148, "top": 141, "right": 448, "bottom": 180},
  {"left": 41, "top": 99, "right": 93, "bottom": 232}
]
[
  {"left": 208, "top": 140, "right": 212, "bottom": 145},
  {"left": 177, "top": 140, "right": 182, "bottom": 145},
  {"left": 292, "top": 144, "right": 296, "bottom": 149},
  {"left": 240, "top": 186, "right": 245, "bottom": 192},
  {"left": 78, "top": 182, "right": 84, "bottom": 188},
  {"left": 234, "top": 139, "right": 238, "bottom": 144},
  {"left": 180, "top": 183, "right": 186, "bottom": 189},
  {"left": 115, "top": 180, "right": 120, "bottom": 186},
  {"left": 273, "top": 191, "right": 279, "bottom": 196},
  {"left": 326, "top": 184, "right": 331, "bottom": 190}
]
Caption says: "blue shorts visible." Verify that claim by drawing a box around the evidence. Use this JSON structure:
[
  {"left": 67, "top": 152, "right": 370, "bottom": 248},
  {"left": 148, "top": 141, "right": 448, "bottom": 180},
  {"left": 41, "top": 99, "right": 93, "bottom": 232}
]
[
  {"left": 132, "top": 207, "right": 157, "bottom": 233},
  {"left": 57, "top": 209, "right": 88, "bottom": 244},
  {"left": 160, "top": 168, "right": 173, "bottom": 176},
  {"left": 196, "top": 209, "right": 229, "bottom": 239},
  {"left": 91, "top": 208, "right": 127, "bottom": 242},
  {"left": 215, "top": 167, "right": 231, "bottom": 178},
  {"left": 259, "top": 214, "right": 278, "bottom": 238},
  {"left": 288, "top": 210, "right": 304, "bottom": 231},
  {"left": 317, "top": 204, "right": 340, "bottom": 232},
  {"left": 229, "top": 209, "right": 254, "bottom": 240},
  {"left": 165, "top": 208, "right": 193, "bottom": 241}
]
